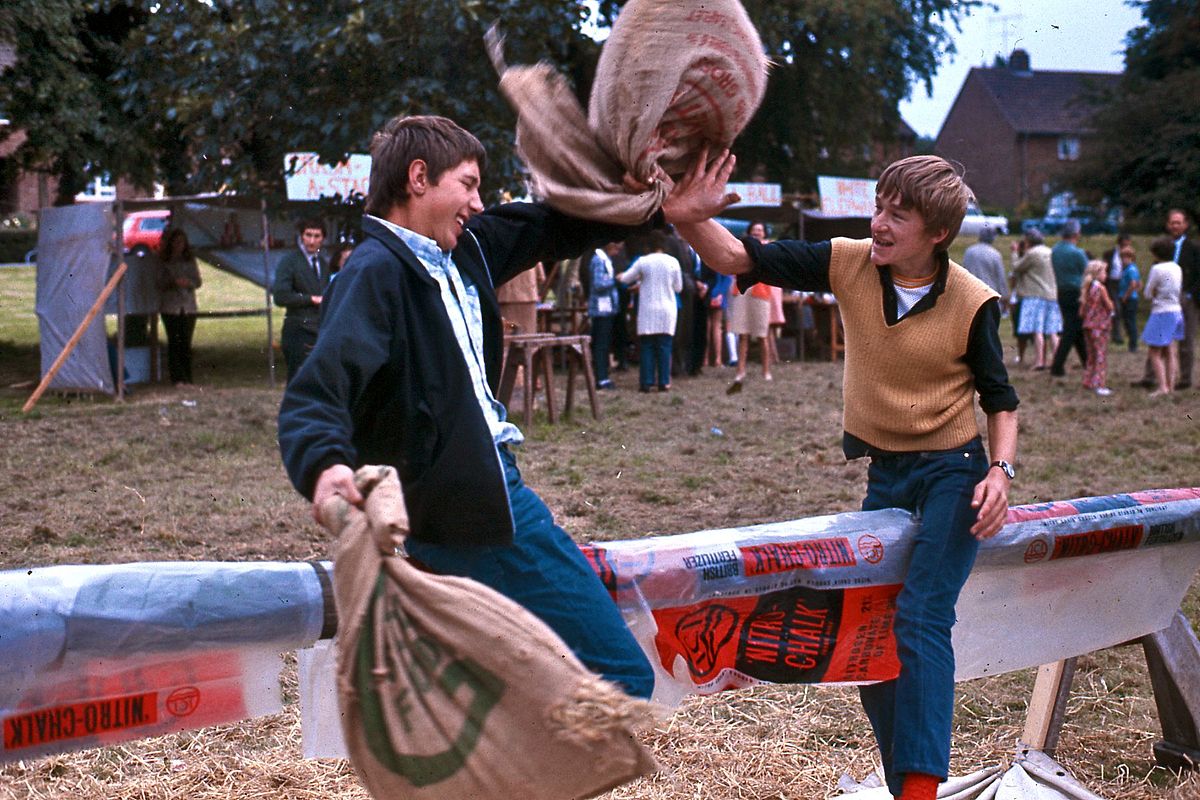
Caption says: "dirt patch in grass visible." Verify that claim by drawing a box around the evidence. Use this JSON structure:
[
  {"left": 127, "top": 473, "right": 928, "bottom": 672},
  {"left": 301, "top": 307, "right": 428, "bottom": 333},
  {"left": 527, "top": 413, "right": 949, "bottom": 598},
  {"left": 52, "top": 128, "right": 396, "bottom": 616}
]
[{"left": 1, "top": 339, "right": 1198, "bottom": 799}]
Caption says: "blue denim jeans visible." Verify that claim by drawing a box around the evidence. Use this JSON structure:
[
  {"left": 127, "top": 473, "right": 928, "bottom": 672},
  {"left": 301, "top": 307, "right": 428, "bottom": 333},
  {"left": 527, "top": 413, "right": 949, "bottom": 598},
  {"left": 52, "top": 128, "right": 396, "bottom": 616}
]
[
  {"left": 404, "top": 446, "right": 655, "bottom": 699},
  {"left": 590, "top": 315, "right": 615, "bottom": 383},
  {"left": 639, "top": 333, "right": 672, "bottom": 389},
  {"left": 856, "top": 437, "right": 988, "bottom": 797}
]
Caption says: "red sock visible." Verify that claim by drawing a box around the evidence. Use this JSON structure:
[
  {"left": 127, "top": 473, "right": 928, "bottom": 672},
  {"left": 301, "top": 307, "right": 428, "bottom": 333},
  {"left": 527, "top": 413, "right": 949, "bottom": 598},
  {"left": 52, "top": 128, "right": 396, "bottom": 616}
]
[{"left": 897, "top": 772, "right": 940, "bottom": 800}]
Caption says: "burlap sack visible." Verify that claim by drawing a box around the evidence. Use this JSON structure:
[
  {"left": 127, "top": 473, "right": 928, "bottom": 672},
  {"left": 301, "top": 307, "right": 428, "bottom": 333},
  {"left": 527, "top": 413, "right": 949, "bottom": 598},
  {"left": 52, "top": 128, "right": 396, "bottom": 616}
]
[
  {"left": 488, "top": 0, "right": 769, "bottom": 224},
  {"left": 322, "top": 465, "right": 656, "bottom": 800}
]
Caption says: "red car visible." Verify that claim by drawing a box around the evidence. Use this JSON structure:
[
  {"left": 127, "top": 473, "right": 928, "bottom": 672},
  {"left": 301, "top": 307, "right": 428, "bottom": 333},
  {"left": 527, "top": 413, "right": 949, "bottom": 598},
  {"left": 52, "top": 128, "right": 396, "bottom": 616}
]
[{"left": 122, "top": 210, "right": 171, "bottom": 257}]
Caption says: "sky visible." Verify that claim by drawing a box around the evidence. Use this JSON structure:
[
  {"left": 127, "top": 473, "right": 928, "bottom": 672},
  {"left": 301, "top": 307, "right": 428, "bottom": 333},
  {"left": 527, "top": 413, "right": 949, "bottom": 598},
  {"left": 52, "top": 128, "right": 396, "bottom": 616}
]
[{"left": 899, "top": 0, "right": 1145, "bottom": 138}]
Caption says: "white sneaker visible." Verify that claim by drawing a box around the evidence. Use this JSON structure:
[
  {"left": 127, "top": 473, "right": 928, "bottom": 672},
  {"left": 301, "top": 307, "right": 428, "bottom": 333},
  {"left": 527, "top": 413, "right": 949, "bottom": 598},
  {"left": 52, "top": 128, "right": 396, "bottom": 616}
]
[{"left": 1095, "top": 387, "right": 1113, "bottom": 396}]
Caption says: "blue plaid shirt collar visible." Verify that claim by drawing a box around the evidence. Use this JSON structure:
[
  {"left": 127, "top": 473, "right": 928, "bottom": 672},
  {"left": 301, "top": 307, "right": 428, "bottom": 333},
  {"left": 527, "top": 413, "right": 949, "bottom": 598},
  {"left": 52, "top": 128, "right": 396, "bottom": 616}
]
[{"left": 368, "top": 215, "right": 451, "bottom": 270}]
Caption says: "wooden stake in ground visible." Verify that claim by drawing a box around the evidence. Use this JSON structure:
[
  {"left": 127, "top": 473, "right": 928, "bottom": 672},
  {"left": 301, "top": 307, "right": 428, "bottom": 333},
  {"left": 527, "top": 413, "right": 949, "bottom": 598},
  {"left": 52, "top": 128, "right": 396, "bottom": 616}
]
[{"left": 22, "top": 261, "right": 128, "bottom": 414}]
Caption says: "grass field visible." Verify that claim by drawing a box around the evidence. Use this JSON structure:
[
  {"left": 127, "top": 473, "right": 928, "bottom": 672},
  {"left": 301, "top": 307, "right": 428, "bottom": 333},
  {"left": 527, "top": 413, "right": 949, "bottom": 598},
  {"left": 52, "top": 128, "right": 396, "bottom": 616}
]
[{"left": 1, "top": 237, "right": 1198, "bottom": 799}]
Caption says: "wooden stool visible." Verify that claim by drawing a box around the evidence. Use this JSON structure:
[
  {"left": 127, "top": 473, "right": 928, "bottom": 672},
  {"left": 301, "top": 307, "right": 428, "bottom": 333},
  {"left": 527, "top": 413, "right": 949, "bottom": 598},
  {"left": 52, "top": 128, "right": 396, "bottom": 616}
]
[
  {"left": 498, "top": 333, "right": 600, "bottom": 428},
  {"left": 552, "top": 334, "right": 600, "bottom": 423},
  {"left": 499, "top": 334, "right": 557, "bottom": 428}
]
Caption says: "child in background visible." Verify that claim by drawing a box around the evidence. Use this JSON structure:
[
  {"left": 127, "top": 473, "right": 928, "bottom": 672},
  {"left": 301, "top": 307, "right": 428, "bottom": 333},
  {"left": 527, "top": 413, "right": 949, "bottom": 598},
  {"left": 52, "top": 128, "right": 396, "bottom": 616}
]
[
  {"left": 1080, "top": 259, "right": 1114, "bottom": 396},
  {"left": 1117, "top": 246, "right": 1141, "bottom": 352},
  {"left": 1141, "top": 236, "right": 1186, "bottom": 396}
]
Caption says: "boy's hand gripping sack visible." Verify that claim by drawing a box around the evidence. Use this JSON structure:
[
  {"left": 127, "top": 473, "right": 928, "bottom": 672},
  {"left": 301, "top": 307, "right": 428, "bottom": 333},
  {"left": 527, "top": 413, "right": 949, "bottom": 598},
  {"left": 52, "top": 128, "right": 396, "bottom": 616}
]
[
  {"left": 322, "top": 466, "right": 656, "bottom": 800},
  {"left": 488, "top": 0, "right": 769, "bottom": 224}
]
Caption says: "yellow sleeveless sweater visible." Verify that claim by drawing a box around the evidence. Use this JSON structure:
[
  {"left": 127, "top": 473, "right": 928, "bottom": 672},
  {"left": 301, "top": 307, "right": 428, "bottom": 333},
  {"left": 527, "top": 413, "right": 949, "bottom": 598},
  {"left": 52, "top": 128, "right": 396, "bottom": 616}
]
[{"left": 829, "top": 238, "right": 998, "bottom": 452}]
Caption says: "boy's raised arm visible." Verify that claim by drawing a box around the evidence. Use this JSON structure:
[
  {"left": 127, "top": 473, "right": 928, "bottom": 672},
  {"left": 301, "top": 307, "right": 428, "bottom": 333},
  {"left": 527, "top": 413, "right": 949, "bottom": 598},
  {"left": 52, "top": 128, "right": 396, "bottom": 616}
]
[{"left": 662, "top": 148, "right": 753, "bottom": 275}]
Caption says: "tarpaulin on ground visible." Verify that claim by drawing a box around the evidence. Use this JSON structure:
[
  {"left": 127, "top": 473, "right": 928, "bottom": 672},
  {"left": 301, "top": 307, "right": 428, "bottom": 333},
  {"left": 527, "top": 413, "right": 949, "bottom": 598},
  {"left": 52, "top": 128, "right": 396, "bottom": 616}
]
[
  {"left": 488, "top": 0, "right": 769, "bottom": 224},
  {"left": 34, "top": 203, "right": 118, "bottom": 394},
  {"left": 838, "top": 748, "right": 1108, "bottom": 799},
  {"left": 0, "top": 561, "right": 328, "bottom": 762}
]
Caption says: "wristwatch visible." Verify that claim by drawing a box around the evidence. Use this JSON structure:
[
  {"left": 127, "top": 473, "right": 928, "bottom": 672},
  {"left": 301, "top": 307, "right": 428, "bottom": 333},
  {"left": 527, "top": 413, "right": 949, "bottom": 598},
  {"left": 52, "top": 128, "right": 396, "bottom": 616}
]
[{"left": 990, "top": 460, "right": 1015, "bottom": 480}]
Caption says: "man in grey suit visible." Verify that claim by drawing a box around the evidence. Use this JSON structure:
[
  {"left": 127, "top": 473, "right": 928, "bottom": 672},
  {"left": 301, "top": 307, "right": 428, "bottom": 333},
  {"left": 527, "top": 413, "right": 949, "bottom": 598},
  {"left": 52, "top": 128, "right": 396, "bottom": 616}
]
[{"left": 272, "top": 218, "right": 330, "bottom": 382}]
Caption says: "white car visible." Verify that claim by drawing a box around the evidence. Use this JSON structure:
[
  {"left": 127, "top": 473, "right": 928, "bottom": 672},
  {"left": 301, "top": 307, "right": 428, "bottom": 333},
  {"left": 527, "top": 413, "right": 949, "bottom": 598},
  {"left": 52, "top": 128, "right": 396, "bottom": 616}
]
[{"left": 958, "top": 203, "right": 1009, "bottom": 237}]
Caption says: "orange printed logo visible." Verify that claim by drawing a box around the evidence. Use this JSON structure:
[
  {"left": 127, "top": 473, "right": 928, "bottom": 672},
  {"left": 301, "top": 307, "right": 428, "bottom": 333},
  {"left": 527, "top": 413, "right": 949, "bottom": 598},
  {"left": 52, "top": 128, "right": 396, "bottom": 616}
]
[
  {"left": 1024, "top": 539, "right": 1049, "bottom": 563},
  {"left": 858, "top": 534, "right": 884, "bottom": 564},
  {"left": 165, "top": 687, "right": 201, "bottom": 718}
]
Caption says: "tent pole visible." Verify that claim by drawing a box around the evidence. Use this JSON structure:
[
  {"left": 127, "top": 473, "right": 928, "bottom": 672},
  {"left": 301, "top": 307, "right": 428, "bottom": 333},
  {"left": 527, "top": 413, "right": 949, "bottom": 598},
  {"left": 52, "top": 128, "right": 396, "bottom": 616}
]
[
  {"left": 115, "top": 200, "right": 126, "bottom": 401},
  {"left": 261, "top": 198, "right": 276, "bottom": 388}
]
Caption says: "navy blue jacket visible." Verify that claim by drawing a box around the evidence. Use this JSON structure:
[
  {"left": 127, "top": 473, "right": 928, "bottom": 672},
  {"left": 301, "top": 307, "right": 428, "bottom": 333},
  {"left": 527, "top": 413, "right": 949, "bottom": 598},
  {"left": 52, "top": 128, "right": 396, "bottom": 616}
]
[{"left": 278, "top": 204, "right": 656, "bottom": 547}]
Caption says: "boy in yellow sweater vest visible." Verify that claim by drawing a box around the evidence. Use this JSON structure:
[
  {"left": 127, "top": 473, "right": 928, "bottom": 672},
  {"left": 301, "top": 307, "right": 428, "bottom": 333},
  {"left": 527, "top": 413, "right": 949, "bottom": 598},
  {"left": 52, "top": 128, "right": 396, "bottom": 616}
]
[{"left": 664, "top": 152, "right": 1019, "bottom": 800}]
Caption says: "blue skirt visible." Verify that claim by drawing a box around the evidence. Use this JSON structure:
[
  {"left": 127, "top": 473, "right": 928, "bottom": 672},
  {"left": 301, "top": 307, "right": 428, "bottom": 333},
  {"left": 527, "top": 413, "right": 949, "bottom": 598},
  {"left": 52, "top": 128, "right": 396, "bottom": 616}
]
[
  {"left": 1017, "top": 296, "right": 1063, "bottom": 335},
  {"left": 1142, "top": 310, "right": 1184, "bottom": 347}
]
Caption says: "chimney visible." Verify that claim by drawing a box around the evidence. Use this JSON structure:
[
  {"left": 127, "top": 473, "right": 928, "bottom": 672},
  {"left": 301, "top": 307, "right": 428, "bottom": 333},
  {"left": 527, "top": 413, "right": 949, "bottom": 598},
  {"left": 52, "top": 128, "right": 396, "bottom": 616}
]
[{"left": 1009, "top": 48, "right": 1032, "bottom": 74}]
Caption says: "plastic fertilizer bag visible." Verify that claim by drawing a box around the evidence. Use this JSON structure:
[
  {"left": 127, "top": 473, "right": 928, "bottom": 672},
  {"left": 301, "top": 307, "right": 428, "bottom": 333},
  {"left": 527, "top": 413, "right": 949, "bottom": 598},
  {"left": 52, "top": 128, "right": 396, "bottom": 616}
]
[
  {"left": 322, "top": 466, "right": 656, "bottom": 800},
  {"left": 488, "top": 0, "right": 769, "bottom": 224}
]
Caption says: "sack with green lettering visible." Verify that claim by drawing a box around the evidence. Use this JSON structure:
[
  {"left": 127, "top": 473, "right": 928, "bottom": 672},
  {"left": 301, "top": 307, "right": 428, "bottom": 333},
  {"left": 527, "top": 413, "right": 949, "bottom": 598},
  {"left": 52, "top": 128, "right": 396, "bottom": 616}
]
[{"left": 322, "top": 466, "right": 656, "bottom": 800}]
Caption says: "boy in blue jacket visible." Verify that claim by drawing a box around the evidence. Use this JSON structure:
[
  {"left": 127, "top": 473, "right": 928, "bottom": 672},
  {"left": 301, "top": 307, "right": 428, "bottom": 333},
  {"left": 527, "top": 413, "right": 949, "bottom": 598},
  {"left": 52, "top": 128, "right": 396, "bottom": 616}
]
[{"left": 278, "top": 115, "right": 656, "bottom": 697}]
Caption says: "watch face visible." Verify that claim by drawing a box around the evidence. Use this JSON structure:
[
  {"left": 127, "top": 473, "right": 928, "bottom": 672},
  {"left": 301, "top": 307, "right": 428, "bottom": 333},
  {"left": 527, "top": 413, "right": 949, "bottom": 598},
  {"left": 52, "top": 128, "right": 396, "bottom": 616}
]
[{"left": 996, "top": 461, "right": 1015, "bottom": 479}]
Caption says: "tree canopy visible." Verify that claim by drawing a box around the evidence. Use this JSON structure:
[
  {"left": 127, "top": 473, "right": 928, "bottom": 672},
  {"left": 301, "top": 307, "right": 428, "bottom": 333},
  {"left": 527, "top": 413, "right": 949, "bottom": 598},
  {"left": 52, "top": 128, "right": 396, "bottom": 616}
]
[
  {"left": 2, "top": 0, "right": 977, "bottom": 205},
  {"left": 1073, "top": 0, "right": 1200, "bottom": 222}
]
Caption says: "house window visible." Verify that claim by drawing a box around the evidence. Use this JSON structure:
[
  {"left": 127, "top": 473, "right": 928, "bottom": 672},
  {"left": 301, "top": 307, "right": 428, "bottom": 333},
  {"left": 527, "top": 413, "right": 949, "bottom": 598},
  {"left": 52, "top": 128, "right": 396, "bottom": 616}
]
[{"left": 1058, "top": 137, "right": 1081, "bottom": 161}]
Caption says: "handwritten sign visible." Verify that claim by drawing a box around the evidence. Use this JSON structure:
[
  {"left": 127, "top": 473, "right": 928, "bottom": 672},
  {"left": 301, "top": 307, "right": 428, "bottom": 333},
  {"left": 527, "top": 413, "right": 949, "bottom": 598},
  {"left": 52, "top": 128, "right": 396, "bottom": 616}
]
[
  {"left": 726, "top": 182, "right": 782, "bottom": 208},
  {"left": 284, "top": 153, "right": 371, "bottom": 202},
  {"left": 817, "top": 175, "right": 877, "bottom": 217}
]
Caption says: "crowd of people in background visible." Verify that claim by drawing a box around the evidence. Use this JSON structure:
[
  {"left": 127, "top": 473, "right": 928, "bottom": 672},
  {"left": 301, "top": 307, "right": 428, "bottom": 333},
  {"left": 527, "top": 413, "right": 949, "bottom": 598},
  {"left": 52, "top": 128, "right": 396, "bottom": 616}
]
[
  {"left": 155, "top": 204, "right": 1199, "bottom": 402},
  {"left": 572, "top": 206, "right": 1198, "bottom": 401},
  {"left": 579, "top": 219, "right": 816, "bottom": 395},
  {"left": 948, "top": 207, "right": 1197, "bottom": 397},
  {"left": 142, "top": 199, "right": 1194, "bottom": 400}
]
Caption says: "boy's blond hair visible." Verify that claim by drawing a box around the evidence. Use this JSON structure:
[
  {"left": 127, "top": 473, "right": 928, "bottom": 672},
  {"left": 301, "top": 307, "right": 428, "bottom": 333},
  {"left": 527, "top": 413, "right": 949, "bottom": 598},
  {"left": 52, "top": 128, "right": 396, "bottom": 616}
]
[{"left": 875, "top": 156, "right": 973, "bottom": 252}]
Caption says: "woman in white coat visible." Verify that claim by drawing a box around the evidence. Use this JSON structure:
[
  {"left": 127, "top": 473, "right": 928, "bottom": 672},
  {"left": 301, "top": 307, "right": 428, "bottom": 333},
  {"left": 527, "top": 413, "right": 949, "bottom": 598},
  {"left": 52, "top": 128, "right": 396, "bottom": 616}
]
[{"left": 619, "top": 230, "right": 683, "bottom": 391}]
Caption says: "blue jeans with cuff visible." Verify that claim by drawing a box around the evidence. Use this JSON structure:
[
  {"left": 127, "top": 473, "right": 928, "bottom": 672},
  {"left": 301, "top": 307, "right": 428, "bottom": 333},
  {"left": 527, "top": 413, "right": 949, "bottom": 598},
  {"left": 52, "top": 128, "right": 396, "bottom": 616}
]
[
  {"left": 404, "top": 446, "right": 655, "bottom": 699},
  {"left": 856, "top": 437, "right": 988, "bottom": 797},
  {"left": 639, "top": 333, "right": 673, "bottom": 389}
]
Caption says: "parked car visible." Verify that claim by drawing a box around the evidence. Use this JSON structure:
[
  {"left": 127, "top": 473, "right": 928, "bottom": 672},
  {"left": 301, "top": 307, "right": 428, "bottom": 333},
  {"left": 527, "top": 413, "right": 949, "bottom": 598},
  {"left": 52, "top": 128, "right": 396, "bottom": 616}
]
[
  {"left": 958, "top": 202, "right": 1008, "bottom": 237},
  {"left": 1022, "top": 205, "right": 1121, "bottom": 237},
  {"left": 122, "top": 210, "right": 171, "bottom": 257},
  {"left": 1067, "top": 206, "right": 1121, "bottom": 235}
]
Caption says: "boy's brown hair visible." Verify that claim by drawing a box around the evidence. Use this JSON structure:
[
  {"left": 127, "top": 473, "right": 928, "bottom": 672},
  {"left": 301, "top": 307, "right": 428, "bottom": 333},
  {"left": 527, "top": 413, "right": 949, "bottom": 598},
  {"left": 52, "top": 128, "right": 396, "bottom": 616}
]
[
  {"left": 875, "top": 155, "right": 973, "bottom": 252},
  {"left": 365, "top": 115, "right": 487, "bottom": 217}
]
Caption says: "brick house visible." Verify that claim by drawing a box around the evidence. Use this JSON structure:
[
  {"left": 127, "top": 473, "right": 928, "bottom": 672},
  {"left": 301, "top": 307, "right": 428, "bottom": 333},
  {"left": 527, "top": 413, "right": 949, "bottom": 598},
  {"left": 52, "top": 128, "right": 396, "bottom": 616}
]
[{"left": 934, "top": 49, "right": 1120, "bottom": 211}]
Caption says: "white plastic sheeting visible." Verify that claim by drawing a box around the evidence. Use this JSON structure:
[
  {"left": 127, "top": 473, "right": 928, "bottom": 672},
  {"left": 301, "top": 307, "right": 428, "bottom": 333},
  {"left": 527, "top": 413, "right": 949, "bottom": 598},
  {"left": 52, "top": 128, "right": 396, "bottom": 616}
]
[
  {"left": 2, "top": 489, "right": 1197, "bottom": 766},
  {"left": 581, "top": 488, "right": 1200, "bottom": 703},
  {"left": 301, "top": 488, "right": 1200, "bottom": 754},
  {"left": 35, "top": 203, "right": 118, "bottom": 394},
  {"left": 0, "top": 561, "right": 328, "bottom": 761}
]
